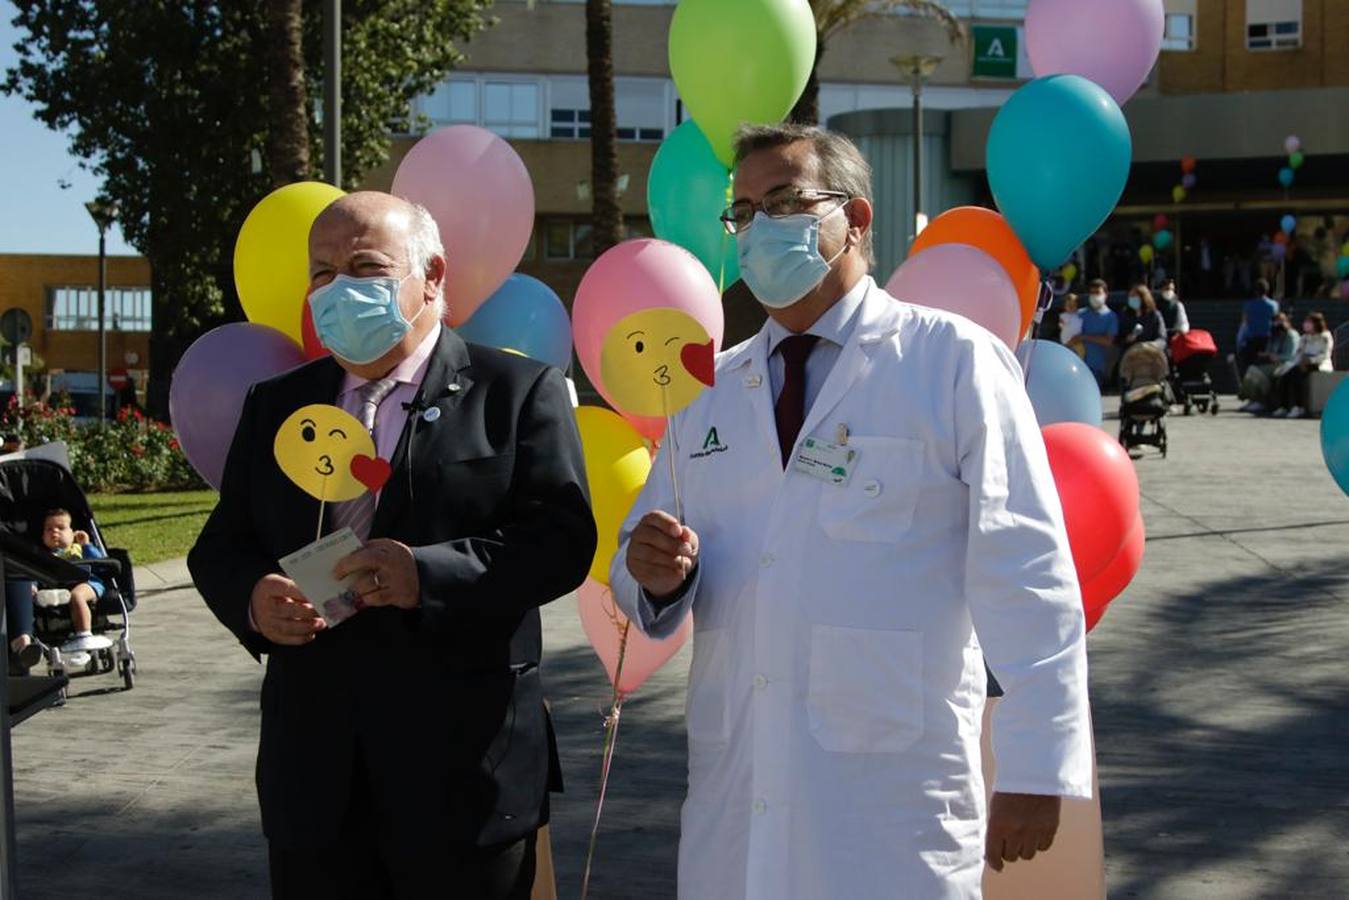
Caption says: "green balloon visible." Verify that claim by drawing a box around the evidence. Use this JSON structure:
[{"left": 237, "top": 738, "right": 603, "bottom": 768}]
[
  {"left": 648, "top": 121, "right": 740, "bottom": 289},
  {"left": 1289, "top": 150, "right": 1305, "bottom": 170},
  {"left": 668, "top": 0, "right": 816, "bottom": 168}
]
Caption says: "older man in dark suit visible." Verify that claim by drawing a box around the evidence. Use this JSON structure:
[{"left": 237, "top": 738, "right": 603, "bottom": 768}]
[{"left": 189, "top": 192, "right": 595, "bottom": 899}]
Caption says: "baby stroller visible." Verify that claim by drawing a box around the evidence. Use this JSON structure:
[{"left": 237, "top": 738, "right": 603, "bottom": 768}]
[
  {"left": 1169, "top": 329, "right": 1221, "bottom": 416},
  {"left": 1119, "top": 342, "right": 1171, "bottom": 458},
  {"left": 0, "top": 444, "right": 137, "bottom": 694}
]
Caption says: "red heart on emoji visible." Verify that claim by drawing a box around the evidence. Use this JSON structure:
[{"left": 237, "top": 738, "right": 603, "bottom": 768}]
[
  {"left": 350, "top": 454, "right": 391, "bottom": 493},
  {"left": 680, "top": 340, "right": 716, "bottom": 387}
]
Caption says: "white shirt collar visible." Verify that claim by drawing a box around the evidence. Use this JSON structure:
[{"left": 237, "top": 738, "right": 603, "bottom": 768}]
[{"left": 766, "top": 275, "right": 871, "bottom": 357}]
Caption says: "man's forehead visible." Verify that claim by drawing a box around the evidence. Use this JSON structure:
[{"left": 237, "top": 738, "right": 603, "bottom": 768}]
[
  {"left": 309, "top": 207, "right": 409, "bottom": 259},
  {"left": 735, "top": 142, "right": 817, "bottom": 197}
]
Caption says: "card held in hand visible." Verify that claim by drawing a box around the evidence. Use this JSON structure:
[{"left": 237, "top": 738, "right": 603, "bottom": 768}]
[{"left": 279, "top": 527, "right": 365, "bottom": 627}]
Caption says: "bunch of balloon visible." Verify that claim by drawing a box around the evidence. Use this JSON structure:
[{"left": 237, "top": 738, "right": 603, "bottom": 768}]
[
  {"left": 571, "top": 238, "right": 723, "bottom": 898},
  {"left": 893, "top": 207, "right": 1040, "bottom": 349},
  {"left": 991, "top": 0, "right": 1155, "bottom": 273},
  {"left": 1041, "top": 423, "right": 1144, "bottom": 630},
  {"left": 391, "top": 125, "right": 536, "bottom": 327}
]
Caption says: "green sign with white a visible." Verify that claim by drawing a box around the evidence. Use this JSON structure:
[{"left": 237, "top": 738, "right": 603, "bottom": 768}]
[{"left": 972, "top": 25, "right": 1018, "bottom": 80}]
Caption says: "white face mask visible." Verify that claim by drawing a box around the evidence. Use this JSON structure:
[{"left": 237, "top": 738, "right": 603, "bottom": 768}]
[
  {"left": 1161, "top": 290, "right": 1176, "bottom": 301},
  {"left": 1088, "top": 293, "right": 1106, "bottom": 310}
]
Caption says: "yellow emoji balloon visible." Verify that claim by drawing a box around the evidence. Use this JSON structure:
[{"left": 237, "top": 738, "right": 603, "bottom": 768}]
[
  {"left": 599, "top": 308, "right": 716, "bottom": 419},
  {"left": 273, "top": 404, "right": 379, "bottom": 502}
]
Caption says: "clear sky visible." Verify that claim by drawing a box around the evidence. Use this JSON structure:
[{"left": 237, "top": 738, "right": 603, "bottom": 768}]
[{"left": 0, "top": 0, "right": 136, "bottom": 256}]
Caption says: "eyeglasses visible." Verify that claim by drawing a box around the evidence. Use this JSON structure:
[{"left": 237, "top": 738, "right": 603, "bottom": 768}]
[{"left": 720, "top": 186, "right": 850, "bottom": 235}]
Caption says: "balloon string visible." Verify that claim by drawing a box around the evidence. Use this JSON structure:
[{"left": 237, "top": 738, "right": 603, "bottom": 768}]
[
  {"left": 662, "top": 384, "right": 684, "bottom": 524},
  {"left": 580, "top": 620, "right": 631, "bottom": 900},
  {"left": 1020, "top": 279, "right": 1056, "bottom": 387},
  {"left": 717, "top": 172, "right": 733, "bottom": 295}
]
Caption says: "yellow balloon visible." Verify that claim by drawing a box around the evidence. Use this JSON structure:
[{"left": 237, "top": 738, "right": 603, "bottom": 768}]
[
  {"left": 600, "top": 308, "right": 715, "bottom": 419},
  {"left": 1139, "top": 245, "right": 1155, "bottom": 265},
  {"left": 576, "top": 406, "right": 652, "bottom": 585},
  {"left": 273, "top": 404, "right": 376, "bottom": 502},
  {"left": 235, "top": 181, "right": 346, "bottom": 343},
  {"left": 1061, "top": 262, "right": 1079, "bottom": 284},
  {"left": 1172, "top": 185, "right": 1187, "bottom": 204}
]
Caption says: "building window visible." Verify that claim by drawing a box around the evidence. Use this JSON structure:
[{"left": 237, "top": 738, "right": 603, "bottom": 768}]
[
  {"left": 483, "top": 81, "right": 541, "bottom": 138},
  {"left": 544, "top": 221, "right": 594, "bottom": 261},
  {"left": 47, "top": 286, "right": 153, "bottom": 332},
  {"left": 551, "top": 108, "right": 591, "bottom": 140},
  {"left": 1161, "top": 14, "right": 1195, "bottom": 51},
  {"left": 421, "top": 79, "right": 477, "bottom": 125},
  {"left": 1246, "top": 0, "right": 1301, "bottom": 50}
]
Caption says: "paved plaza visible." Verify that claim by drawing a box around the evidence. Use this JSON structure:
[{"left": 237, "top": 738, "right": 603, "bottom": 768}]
[{"left": 8, "top": 398, "right": 1349, "bottom": 899}]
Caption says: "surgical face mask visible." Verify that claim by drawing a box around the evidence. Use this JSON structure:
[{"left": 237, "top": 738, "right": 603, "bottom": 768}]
[
  {"left": 736, "top": 204, "right": 849, "bottom": 309},
  {"left": 1088, "top": 293, "right": 1106, "bottom": 310},
  {"left": 308, "top": 273, "right": 428, "bottom": 365},
  {"left": 1127, "top": 295, "right": 1142, "bottom": 312},
  {"left": 1161, "top": 289, "right": 1176, "bottom": 301}
]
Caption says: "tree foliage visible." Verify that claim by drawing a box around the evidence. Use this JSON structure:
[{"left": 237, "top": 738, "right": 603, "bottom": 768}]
[
  {"left": 3, "top": 0, "right": 492, "bottom": 414},
  {"left": 792, "top": 0, "right": 966, "bottom": 125}
]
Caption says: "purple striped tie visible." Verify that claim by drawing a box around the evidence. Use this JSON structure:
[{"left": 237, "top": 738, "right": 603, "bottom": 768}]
[{"left": 327, "top": 376, "right": 398, "bottom": 540}]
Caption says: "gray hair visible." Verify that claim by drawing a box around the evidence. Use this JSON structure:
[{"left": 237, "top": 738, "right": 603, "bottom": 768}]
[
  {"left": 734, "top": 123, "right": 875, "bottom": 266},
  {"left": 405, "top": 201, "right": 446, "bottom": 319}
]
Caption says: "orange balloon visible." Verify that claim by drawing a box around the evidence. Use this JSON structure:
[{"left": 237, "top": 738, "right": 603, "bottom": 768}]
[
  {"left": 1180, "top": 155, "right": 1197, "bottom": 175},
  {"left": 909, "top": 206, "right": 1040, "bottom": 338}
]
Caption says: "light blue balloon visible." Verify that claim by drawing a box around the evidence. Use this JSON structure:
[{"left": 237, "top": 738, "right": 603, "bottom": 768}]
[
  {"left": 1153, "top": 229, "right": 1173, "bottom": 251},
  {"left": 456, "top": 274, "right": 573, "bottom": 370},
  {"left": 1322, "top": 379, "right": 1349, "bottom": 496},
  {"left": 987, "top": 75, "right": 1132, "bottom": 271},
  {"left": 1278, "top": 167, "right": 1295, "bottom": 189},
  {"left": 1020, "top": 339, "right": 1103, "bottom": 428},
  {"left": 1280, "top": 214, "right": 1296, "bottom": 234}
]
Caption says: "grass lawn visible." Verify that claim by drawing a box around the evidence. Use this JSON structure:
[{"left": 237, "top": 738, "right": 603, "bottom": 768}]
[{"left": 88, "top": 490, "right": 218, "bottom": 565}]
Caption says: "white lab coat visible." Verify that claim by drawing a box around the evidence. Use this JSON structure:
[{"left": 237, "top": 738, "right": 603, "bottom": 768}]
[{"left": 611, "top": 279, "right": 1093, "bottom": 900}]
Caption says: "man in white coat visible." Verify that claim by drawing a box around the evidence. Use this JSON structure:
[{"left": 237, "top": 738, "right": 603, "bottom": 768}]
[{"left": 611, "top": 124, "right": 1093, "bottom": 899}]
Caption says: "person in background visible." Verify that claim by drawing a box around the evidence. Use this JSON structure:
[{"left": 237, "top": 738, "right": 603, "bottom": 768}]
[
  {"left": 1156, "top": 278, "right": 1189, "bottom": 335},
  {"left": 41, "top": 508, "right": 111, "bottom": 665},
  {"left": 1237, "top": 278, "right": 1281, "bottom": 375},
  {"left": 1117, "top": 285, "right": 1167, "bottom": 353},
  {"left": 1271, "top": 312, "right": 1335, "bottom": 419},
  {"left": 1058, "top": 293, "right": 1083, "bottom": 353},
  {"left": 1239, "top": 313, "right": 1299, "bottom": 414},
  {"left": 1075, "top": 279, "right": 1119, "bottom": 386}
]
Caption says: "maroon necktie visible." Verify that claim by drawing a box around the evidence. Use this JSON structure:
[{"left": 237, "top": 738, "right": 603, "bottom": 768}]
[{"left": 774, "top": 334, "right": 819, "bottom": 467}]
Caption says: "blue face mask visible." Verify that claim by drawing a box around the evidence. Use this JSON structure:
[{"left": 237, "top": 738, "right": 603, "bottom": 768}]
[
  {"left": 1127, "top": 295, "right": 1142, "bottom": 311},
  {"left": 308, "top": 273, "right": 428, "bottom": 365},
  {"left": 736, "top": 206, "right": 849, "bottom": 309}
]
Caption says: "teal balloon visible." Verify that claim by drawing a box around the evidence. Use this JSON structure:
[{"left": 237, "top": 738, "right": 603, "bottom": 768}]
[
  {"left": 1278, "top": 167, "right": 1295, "bottom": 188},
  {"left": 987, "top": 75, "right": 1132, "bottom": 271},
  {"left": 1322, "top": 380, "right": 1349, "bottom": 496},
  {"left": 648, "top": 121, "right": 739, "bottom": 288},
  {"left": 1337, "top": 256, "right": 1349, "bottom": 279},
  {"left": 1020, "top": 339, "right": 1103, "bottom": 428},
  {"left": 1153, "top": 229, "right": 1173, "bottom": 250}
]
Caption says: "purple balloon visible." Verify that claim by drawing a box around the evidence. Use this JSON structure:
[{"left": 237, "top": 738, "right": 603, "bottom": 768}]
[
  {"left": 170, "top": 323, "right": 306, "bottom": 489},
  {"left": 1181, "top": 173, "right": 1197, "bottom": 189},
  {"left": 1026, "top": 0, "right": 1164, "bottom": 106}
]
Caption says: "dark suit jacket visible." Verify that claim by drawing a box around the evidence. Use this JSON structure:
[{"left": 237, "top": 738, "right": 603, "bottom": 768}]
[{"left": 188, "top": 328, "right": 596, "bottom": 850}]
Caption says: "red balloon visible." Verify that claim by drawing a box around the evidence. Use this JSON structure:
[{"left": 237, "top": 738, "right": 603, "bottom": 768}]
[
  {"left": 1082, "top": 512, "right": 1145, "bottom": 615},
  {"left": 1042, "top": 423, "right": 1140, "bottom": 586},
  {"left": 1084, "top": 603, "right": 1107, "bottom": 633},
  {"left": 299, "top": 300, "right": 329, "bottom": 361},
  {"left": 1180, "top": 155, "right": 1197, "bottom": 175},
  {"left": 1152, "top": 213, "right": 1168, "bottom": 232}
]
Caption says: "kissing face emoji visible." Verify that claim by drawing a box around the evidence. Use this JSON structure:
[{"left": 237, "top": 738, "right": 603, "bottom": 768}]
[
  {"left": 599, "top": 308, "right": 716, "bottom": 418},
  {"left": 273, "top": 404, "right": 378, "bottom": 502}
]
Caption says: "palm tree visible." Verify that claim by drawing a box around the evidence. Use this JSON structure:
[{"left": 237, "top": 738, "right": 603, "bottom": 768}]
[
  {"left": 586, "top": 0, "right": 623, "bottom": 256},
  {"left": 265, "top": 0, "right": 310, "bottom": 187},
  {"left": 792, "top": 0, "right": 967, "bottom": 125}
]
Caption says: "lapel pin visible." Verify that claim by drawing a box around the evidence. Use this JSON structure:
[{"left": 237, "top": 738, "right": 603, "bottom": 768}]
[
  {"left": 745, "top": 374, "right": 763, "bottom": 389},
  {"left": 422, "top": 406, "right": 441, "bottom": 423},
  {"left": 447, "top": 382, "right": 462, "bottom": 394}
]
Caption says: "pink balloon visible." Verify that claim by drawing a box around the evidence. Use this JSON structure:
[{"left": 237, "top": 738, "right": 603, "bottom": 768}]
[
  {"left": 391, "top": 126, "right": 534, "bottom": 327},
  {"left": 1025, "top": 0, "right": 1164, "bottom": 106},
  {"left": 573, "top": 239, "right": 725, "bottom": 441},
  {"left": 577, "top": 577, "right": 692, "bottom": 697},
  {"left": 885, "top": 243, "right": 1024, "bottom": 349},
  {"left": 1284, "top": 135, "right": 1301, "bottom": 155}
]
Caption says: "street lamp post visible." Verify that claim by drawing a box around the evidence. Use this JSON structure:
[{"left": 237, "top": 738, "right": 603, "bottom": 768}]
[
  {"left": 323, "top": 0, "right": 342, "bottom": 187},
  {"left": 892, "top": 54, "right": 944, "bottom": 244},
  {"left": 84, "top": 199, "right": 119, "bottom": 426}
]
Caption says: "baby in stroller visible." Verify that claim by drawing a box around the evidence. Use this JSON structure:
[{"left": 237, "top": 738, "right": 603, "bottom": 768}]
[{"left": 1118, "top": 342, "right": 1172, "bottom": 457}]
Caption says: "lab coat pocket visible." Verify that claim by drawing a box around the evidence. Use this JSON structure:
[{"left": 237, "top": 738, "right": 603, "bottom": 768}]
[
  {"left": 818, "top": 437, "right": 923, "bottom": 543},
  {"left": 807, "top": 625, "right": 924, "bottom": 754},
  {"left": 686, "top": 628, "right": 731, "bottom": 745}
]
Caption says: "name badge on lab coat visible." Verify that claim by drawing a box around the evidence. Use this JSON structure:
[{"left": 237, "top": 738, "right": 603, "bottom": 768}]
[{"left": 793, "top": 437, "right": 857, "bottom": 486}]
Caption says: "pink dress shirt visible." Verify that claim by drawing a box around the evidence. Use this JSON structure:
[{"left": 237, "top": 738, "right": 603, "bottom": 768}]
[{"left": 336, "top": 324, "right": 442, "bottom": 498}]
